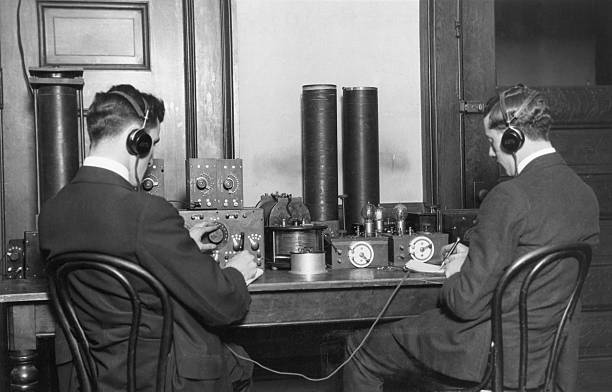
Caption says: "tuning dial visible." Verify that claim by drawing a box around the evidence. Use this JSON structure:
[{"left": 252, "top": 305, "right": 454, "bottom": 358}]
[
  {"left": 223, "top": 177, "right": 235, "bottom": 190},
  {"left": 6, "top": 245, "right": 23, "bottom": 262},
  {"left": 206, "top": 223, "right": 228, "bottom": 245},
  {"left": 141, "top": 177, "right": 156, "bottom": 191},
  {"left": 195, "top": 177, "right": 209, "bottom": 190}
]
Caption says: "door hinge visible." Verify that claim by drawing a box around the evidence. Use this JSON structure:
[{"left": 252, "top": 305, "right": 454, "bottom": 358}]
[
  {"left": 459, "top": 100, "right": 485, "bottom": 114},
  {"left": 455, "top": 20, "right": 462, "bottom": 38}
]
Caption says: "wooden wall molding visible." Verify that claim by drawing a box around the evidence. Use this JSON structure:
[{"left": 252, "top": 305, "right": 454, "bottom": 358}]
[
  {"left": 539, "top": 86, "right": 612, "bottom": 126},
  {"left": 182, "top": 0, "right": 197, "bottom": 158},
  {"left": 37, "top": 1, "right": 150, "bottom": 70}
]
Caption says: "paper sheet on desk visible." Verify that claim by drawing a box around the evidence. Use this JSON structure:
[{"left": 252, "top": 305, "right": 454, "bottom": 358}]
[
  {"left": 404, "top": 259, "right": 445, "bottom": 274},
  {"left": 246, "top": 268, "right": 264, "bottom": 285}
]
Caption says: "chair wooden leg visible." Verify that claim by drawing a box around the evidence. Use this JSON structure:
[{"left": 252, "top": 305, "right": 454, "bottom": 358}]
[{"left": 9, "top": 350, "right": 39, "bottom": 391}]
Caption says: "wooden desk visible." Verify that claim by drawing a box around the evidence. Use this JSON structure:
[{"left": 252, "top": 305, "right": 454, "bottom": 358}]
[{"left": 0, "top": 269, "right": 443, "bottom": 390}]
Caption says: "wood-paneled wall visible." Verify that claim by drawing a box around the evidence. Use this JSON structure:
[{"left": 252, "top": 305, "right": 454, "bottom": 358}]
[{"left": 0, "top": 0, "right": 227, "bottom": 253}]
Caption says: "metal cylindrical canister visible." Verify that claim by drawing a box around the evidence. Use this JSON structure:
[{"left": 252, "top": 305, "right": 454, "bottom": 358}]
[
  {"left": 302, "top": 84, "right": 338, "bottom": 222},
  {"left": 37, "top": 84, "right": 80, "bottom": 203},
  {"left": 342, "top": 87, "right": 380, "bottom": 231},
  {"left": 290, "top": 252, "right": 327, "bottom": 275},
  {"left": 273, "top": 225, "right": 325, "bottom": 256}
]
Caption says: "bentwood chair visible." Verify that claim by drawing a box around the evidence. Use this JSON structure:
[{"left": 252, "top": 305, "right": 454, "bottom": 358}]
[
  {"left": 452, "top": 242, "right": 592, "bottom": 392},
  {"left": 46, "top": 252, "right": 174, "bottom": 392}
]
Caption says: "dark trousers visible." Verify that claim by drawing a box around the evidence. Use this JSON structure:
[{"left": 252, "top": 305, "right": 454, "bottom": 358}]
[
  {"left": 224, "top": 342, "right": 254, "bottom": 392},
  {"left": 342, "top": 322, "right": 469, "bottom": 392},
  {"left": 342, "top": 320, "right": 579, "bottom": 392},
  {"left": 56, "top": 342, "right": 253, "bottom": 392}
]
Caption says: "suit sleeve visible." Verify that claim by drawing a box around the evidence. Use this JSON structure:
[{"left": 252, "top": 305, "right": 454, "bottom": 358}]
[
  {"left": 135, "top": 196, "right": 251, "bottom": 327},
  {"left": 440, "top": 183, "right": 528, "bottom": 321}
]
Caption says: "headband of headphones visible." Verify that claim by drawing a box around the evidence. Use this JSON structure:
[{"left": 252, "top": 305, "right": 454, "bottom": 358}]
[
  {"left": 107, "top": 90, "right": 153, "bottom": 158},
  {"left": 107, "top": 90, "right": 150, "bottom": 130},
  {"left": 498, "top": 85, "right": 539, "bottom": 127}
]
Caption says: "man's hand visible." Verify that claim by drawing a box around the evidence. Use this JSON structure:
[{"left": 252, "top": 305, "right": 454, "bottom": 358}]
[
  {"left": 189, "top": 221, "right": 220, "bottom": 252},
  {"left": 441, "top": 242, "right": 469, "bottom": 278},
  {"left": 226, "top": 251, "right": 259, "bottom": 282}
]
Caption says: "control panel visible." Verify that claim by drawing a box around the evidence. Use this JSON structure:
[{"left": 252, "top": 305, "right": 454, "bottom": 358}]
[
  {"left": 3, "top": 232, "right": 44, "bottom": 279},
  {"left": 186, "top": 158, "right": 243, "bottom": 209},
  {"left": 387, "top": 231, "right": 449, "bottom": 265},
  {"left": 186, "top": 158, "right": 218, "bottom": 209},
  {"left": 179, "top": 208, "right": 264, "bottom": 268},
  {"left": 141, "top": 158, "right": 165, "bottom": 197},
  {"left": 217, "top": 159, "right": 243, "bottom": 209},
  {"left": 328, "top": 236, "right": 389, "bottom": 269}
]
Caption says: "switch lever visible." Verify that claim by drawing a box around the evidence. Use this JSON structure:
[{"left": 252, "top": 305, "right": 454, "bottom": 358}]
[{"left": 233, "top": 232, "right": 245, "bottom": 251}]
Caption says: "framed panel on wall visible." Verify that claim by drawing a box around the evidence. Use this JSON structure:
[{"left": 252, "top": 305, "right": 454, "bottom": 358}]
[{"left": 37, "top": 1, "right": 150, "bottom": 70}]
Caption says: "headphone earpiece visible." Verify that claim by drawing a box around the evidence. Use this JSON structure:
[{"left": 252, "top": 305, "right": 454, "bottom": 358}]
[
  {"left": 498, "top": 85, "right": 534, "bottom": 154},
  {"left": 500, "top": 126, "right": 524, "bottom": 154},
  {"left": 107, "top": 90, "right": 152, "bottom": 158},
  {"left": 126, "top": 128, "right": 153, "bottom": 158}
]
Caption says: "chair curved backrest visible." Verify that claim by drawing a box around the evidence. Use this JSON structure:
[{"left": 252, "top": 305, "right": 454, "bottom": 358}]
[
  {"left": 46, "top": 252, "right": 174, "bottom": 392},
  {"left": 475, "top": 242, "right": 592, "bottom": 392}
]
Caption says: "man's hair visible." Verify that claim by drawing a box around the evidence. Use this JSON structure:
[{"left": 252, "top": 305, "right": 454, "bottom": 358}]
[
  {"left": 483, "top": 84, "right": 553, "bottom": 141},
  {"left": 86, "top": 84, "right": 165, "bottom": 147}
]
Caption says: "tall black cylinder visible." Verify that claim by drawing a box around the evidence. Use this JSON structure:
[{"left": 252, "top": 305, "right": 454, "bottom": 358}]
[
  {"left": 30, "top": 67, "right": 83, "bottom": 206},
  {"left": 342, "top": 87, "right": 379, "bottom": 231},
  {"left": 302, "top": 84, "right": 338, "bottom": 221}
]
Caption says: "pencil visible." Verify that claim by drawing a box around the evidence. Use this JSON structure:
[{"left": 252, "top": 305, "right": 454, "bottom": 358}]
[{"left": 440, "top": 237, "right": 461, "bottom": 269}]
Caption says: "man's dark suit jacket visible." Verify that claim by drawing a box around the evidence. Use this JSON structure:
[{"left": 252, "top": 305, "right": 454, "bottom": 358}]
[
  {"left": 402, "top": 153, "right": 599, "bottom": 389},
  {"left": 39, "top": 166, "right": 251, "bottom": 391}
]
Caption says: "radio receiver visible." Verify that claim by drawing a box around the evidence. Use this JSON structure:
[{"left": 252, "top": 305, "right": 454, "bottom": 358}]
[
  {"left": 179, "top": 208, "right": 264, "bottom": 268},
  {"left": 186, "top": 158, "right": 243, "bottom": 209}
]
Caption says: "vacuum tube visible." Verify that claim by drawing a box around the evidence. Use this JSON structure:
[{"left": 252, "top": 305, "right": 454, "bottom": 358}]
[
  {"left": 392, "top": 204, "right": 409, "bottom": 235},
  {"left": 361, "top": 202, "right": 376, "bottom": 237}
]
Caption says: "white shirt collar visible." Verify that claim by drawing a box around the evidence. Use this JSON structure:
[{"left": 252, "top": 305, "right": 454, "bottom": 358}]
[
  {"left": 517, "top": 147, "right": 556, "bottom": 174},
  {"left": 83, "top": 156, "right": 130, "bottom": 183}
]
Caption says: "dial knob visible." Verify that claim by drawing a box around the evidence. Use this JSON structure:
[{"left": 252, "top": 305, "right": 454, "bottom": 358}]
[
  {"left": 223, "top": 177, "right": 235, "bottom": 190},
  {"left": 195, "top": 177, "right": 208, "bottom": 190},
  {"left": 141, "top": 177, "right": 155, "bottom": 191},
  {"left": 206, "top": 224, "right": 228, "bottom": 245},
  {"left": 7, "top": 246, "right": 22, "bottom": 262}
]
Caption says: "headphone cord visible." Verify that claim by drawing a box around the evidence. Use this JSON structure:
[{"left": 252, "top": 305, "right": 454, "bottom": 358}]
[
  {"left": 225, "top": 270, "right": 411, "bottom": 382},
  {"left": 134, "top": 158, "right": 141, "bottom": 192},
  {"left": 512, "top": 153, "right": 518, "bottom": 177}
]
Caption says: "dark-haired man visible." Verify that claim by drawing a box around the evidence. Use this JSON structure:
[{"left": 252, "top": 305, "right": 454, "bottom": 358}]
[
  {"left": 39, "top": 84, "right": 258, "bottom": 391},
  {"left": 342, "top": 85, "right": 599, "bottom": 392}
]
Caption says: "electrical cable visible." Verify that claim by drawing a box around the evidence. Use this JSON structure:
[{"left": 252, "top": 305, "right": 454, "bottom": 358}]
[
  {"left": 17, "top": 0, "right": 33, "bottom": 98},
  {"left": 134, "top": 158, "right": 141, "bottom": 192},
  {"left": 225, "top": 270, "right": 411, "bottom": 382},
  {"left": 167, "top": 200, "right": 189, "bottom": 208}
]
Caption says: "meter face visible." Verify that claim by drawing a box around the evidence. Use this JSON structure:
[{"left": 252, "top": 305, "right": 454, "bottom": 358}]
[
  {"left": 348, "top": 241, "right": 375, "bottom": 268},
  {"left": 409, "top": 235, "right": 435, "bottom": 262}
]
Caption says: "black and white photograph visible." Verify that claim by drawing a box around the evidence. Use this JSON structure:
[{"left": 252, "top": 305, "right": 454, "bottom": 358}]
[{"left": 0, "top": 0, "right": 609, "bottom": 391}]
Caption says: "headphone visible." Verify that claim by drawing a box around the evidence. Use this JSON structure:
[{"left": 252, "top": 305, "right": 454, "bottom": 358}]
[
  {"left": 498, "top": 85, "right": 538, "bottom": 154},
  {"left": 107, "top": 90, "right": 152, "bottom": 158}
]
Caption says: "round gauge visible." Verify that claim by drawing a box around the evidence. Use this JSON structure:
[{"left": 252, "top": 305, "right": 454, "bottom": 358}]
[
  {"left": 409, "top": 235, "right": 435, "bottom": 262},
  {"left": 348, "top": 241, "right": 375, "bottom": 268}
]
